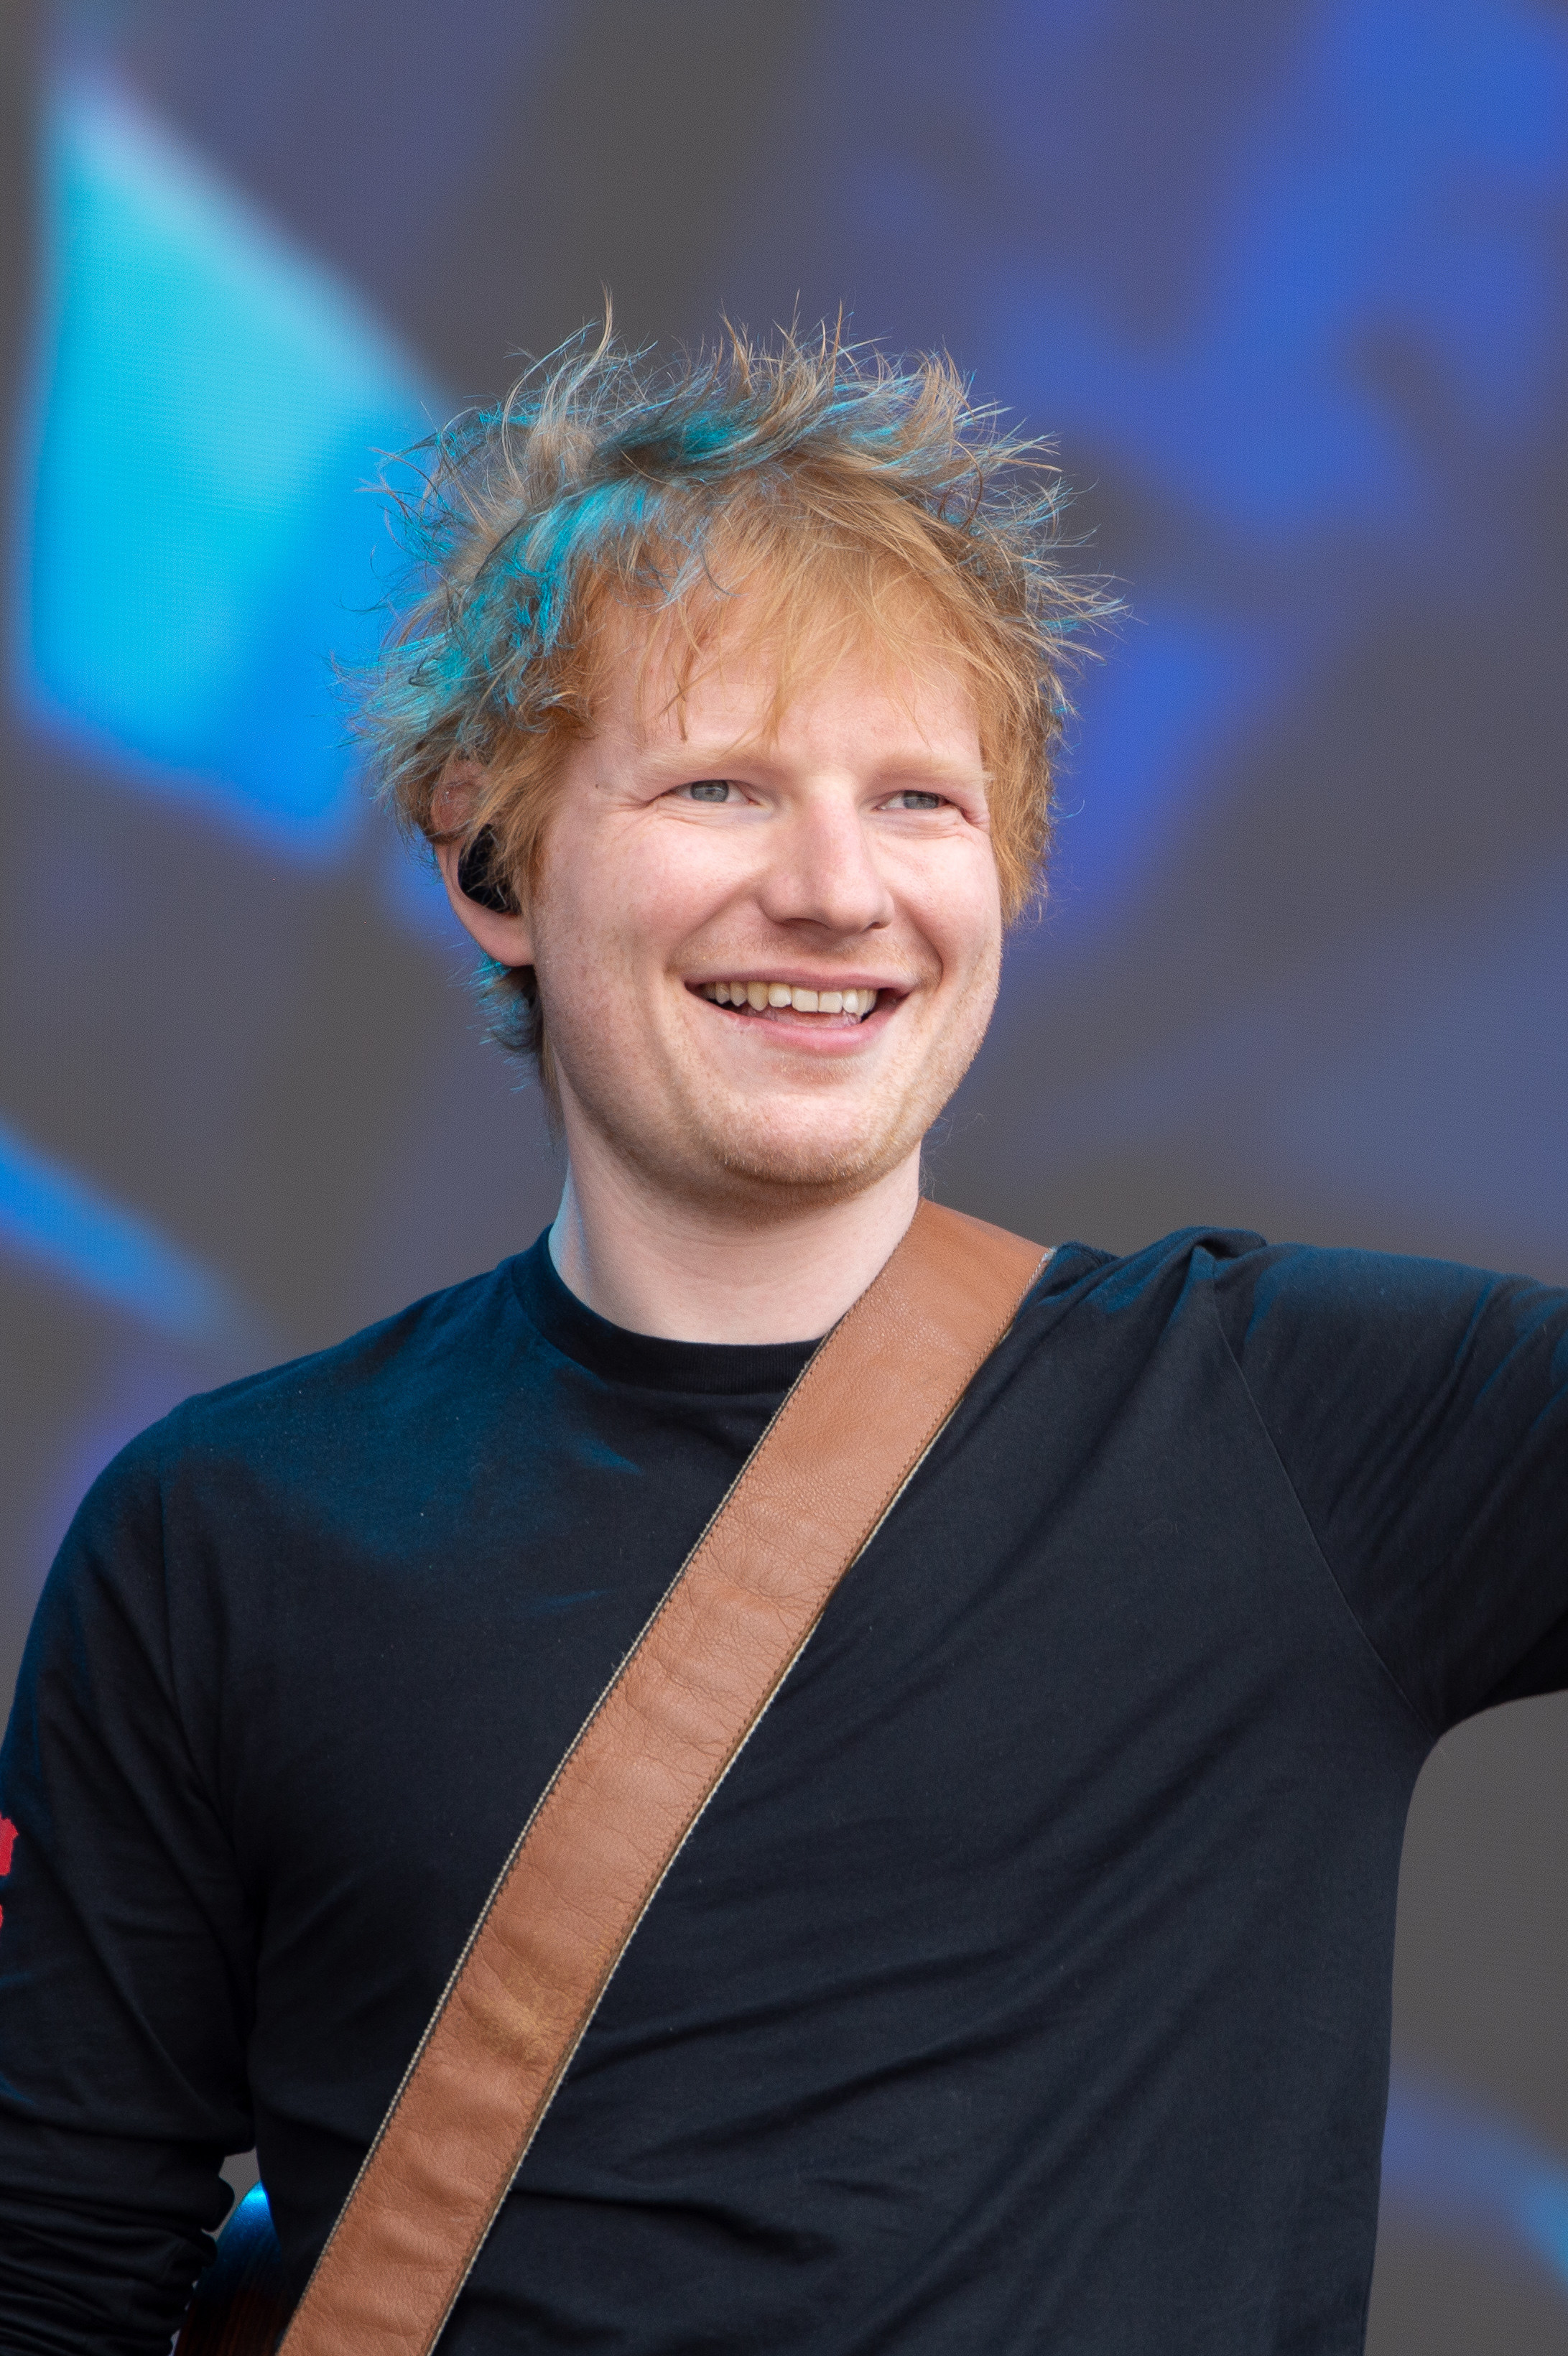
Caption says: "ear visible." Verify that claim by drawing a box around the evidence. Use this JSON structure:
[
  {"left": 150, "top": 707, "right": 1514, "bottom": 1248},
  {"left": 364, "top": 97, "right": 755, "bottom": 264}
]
[{"left": 432, "top": 766, "right": 537, "bottom": 967}]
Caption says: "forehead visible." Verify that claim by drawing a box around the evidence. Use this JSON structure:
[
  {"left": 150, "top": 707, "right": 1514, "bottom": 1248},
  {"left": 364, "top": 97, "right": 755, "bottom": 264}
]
[{"left": 590, "top": 594, "right": 984, "bottom": 772}]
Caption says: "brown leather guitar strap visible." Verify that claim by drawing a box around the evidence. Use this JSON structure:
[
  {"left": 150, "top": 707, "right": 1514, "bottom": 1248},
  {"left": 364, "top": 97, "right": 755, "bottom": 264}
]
[{"left": 277, "top": 1199, "right": 1049, "bottom": 2356}]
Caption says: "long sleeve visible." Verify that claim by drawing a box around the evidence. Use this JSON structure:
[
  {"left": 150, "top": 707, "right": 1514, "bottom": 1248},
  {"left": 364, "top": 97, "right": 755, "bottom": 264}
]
[
  {"left": 0, "top": 1437, "right": 254, "bottom": 2356},
  {"left": 1211, "top": 1243, "right": 1568, "bottom": 1733}
]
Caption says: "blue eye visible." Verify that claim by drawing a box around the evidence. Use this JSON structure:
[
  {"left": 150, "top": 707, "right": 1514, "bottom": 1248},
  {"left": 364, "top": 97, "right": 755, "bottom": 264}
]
[
  {"left": 890, "top": 791, "right": 943, "bottom": 810},
  {"left": 686, "top": 780, "right": 731, "bottom": 802}
]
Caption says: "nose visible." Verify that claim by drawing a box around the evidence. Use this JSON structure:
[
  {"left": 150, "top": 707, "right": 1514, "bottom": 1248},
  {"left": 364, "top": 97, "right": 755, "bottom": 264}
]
[{"left": 753, "top": 789, "right": 896, "bottom": 940}]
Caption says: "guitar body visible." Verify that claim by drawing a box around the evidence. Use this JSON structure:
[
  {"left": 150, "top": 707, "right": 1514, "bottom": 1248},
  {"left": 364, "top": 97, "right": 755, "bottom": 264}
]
[{"left": 175, "top": 2185, "right": 291, "bottom": 2356}]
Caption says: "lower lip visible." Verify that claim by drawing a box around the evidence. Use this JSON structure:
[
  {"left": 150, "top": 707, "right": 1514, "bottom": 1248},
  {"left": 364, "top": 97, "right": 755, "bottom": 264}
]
[{"left": 690, "top": 992, "right": 899, "bottom": 1050}]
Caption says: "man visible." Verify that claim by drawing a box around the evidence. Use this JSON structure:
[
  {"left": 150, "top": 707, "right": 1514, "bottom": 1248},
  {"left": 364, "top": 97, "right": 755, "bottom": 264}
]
[{"left": 0, "top": 328, "right": 1564, "bottom": 2356}]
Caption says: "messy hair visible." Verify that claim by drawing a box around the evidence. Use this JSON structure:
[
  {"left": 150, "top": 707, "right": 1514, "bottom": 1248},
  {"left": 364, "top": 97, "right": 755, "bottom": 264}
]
[{"left": 356, "top": 321, "right": 1114, "bottom": 1085}]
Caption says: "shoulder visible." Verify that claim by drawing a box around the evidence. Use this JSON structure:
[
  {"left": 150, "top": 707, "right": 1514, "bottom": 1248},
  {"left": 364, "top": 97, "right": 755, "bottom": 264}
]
[
  {"left": 74, "top": 1255, "right": 539, "bottom": 1547},
  {"left": 1016, "top": 1226, "right": 1267, "bottom": 1335},
  {"left": 1011, "top": 1226, "right": 1562, "bottom": 1383},
  {"left": 1195, "top": 1238, "right": 1561, "bottom": 1386},
  {"left": 12, "top": 1258, "right": 545, "bottom": 1749},
  {"left": 1028, "top": 1226, "right": 1541, "bottom": 1324}
]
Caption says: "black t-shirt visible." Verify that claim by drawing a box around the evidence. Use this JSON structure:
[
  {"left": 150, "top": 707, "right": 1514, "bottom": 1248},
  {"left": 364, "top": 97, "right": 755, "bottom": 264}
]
[{"left": 1, "top": 1228, "right": 1566, "bottom": 2355}]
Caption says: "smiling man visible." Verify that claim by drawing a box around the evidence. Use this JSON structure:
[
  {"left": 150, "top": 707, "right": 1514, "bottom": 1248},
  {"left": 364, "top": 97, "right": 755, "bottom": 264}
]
[
  {"left": 440, "top": 607, "right": 1003, "bottom": 1344},
  {"left": 0, "top": 330, "right": 1565, "bottom": 2356}
]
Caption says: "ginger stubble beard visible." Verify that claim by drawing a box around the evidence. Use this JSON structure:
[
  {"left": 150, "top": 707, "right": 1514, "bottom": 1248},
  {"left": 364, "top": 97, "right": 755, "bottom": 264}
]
[{"left": 532, "top": 937, "right": 1002, "bottom": 1229}]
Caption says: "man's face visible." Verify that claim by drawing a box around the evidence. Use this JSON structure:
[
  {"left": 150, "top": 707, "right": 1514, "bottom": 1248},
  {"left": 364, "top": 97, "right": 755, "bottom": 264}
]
[{"left": 459, "top": 616, "right": 1003, "bottom": 1215}]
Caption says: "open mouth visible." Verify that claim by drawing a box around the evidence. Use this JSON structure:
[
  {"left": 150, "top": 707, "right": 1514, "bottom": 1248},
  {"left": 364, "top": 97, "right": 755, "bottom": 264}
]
[{"left": 694, "top": 980, "right": 884, "bottom": 1024}]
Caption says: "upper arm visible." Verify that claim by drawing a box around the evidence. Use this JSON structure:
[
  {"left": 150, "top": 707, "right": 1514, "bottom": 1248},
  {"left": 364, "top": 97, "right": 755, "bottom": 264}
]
[
  {"left": 1211, "top": 1244, "right": 1568, "bottom": 1733},
  {"left": 0, "top": 1439, "right": 253, "bottom": 2355}
]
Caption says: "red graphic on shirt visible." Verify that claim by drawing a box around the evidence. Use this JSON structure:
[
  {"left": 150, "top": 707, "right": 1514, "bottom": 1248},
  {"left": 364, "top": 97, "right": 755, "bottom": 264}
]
[{"left": 0, "top": 1814, "right": 15, "bottom": 1931}]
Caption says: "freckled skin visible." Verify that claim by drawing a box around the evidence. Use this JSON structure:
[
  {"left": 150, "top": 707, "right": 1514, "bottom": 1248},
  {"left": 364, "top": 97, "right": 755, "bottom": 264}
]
[
  {"left": 435, "top": 613, "right": 1005, "bottom": 1338},
  {"left": 442, "top": 633, "right": 1003, "bottom": 1218}
]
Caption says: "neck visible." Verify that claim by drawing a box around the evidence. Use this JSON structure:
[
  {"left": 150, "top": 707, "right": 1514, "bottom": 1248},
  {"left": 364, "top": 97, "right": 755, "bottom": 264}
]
[{"left": 547, "top": 1145, "right": 922, "bottom": 1343}]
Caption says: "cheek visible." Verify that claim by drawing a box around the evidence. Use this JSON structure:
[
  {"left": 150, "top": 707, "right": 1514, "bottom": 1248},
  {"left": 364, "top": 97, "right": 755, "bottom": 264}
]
[
  {"left": 535, "top": 826, "right": 644, "bottom": 959},
  {"left": 618, "top": 827, "right": 748, "bottom": 953},
  {"left": 537, "top": 821, "right": 737, "bottom": 993},
  {"left": 910, "top": 847, "right": 1003, "bottom": 982}
]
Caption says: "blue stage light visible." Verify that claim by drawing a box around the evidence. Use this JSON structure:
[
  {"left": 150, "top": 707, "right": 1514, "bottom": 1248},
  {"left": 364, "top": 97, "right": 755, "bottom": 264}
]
[
  {"left": 0, "top": 1116, "right": 250, "bottom": 1348},
  {"left": 1385, "top": 2072, "right": 1568, "bottom": 2291},
  {"left": 17, "top": 74, "right": 435, "bottom": 858}
]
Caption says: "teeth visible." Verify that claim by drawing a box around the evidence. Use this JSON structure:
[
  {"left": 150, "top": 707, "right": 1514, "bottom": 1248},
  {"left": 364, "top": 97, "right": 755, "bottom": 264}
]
[{"left": 699, "top": 982, "right": 880, "bottom": 1017}]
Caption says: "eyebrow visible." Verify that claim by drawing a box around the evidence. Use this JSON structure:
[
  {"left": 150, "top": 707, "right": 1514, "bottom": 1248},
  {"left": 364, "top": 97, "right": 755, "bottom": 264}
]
[{"left": 637, "top": 736, "right": 987, "bottom": 784}]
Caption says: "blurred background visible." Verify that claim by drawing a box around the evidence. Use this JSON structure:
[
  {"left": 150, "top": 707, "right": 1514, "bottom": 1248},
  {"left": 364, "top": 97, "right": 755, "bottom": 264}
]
[{"left": 1, "top": 1, "right": 1564, "bottom": 2345}]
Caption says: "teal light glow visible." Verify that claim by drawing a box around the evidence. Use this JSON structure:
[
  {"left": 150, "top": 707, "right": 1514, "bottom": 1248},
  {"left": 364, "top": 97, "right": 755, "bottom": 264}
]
[
  {"left": 0, "top": 1116, "right": 250, "bottom": 1347},
  {"left": 18, "top": 74, "right": 435, "bottom": 855}
]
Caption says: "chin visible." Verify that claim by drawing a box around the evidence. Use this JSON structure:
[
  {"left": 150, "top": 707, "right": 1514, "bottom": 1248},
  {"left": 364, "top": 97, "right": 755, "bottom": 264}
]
[{"left": 697, "top": 1105, "right": 923, "bottom": 1202}]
